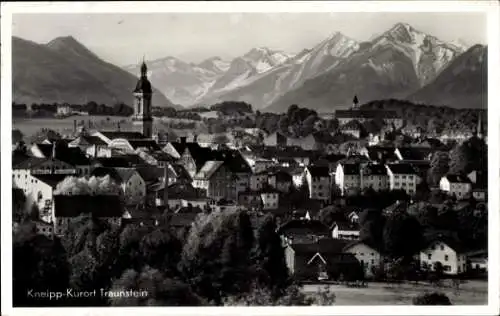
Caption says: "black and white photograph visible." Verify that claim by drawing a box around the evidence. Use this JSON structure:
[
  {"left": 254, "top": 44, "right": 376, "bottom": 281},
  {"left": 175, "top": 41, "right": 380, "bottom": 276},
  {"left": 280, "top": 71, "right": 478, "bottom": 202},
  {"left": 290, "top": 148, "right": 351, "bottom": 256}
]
[{"left": 1, "top": 1, "right": 499, "bottom": 315}]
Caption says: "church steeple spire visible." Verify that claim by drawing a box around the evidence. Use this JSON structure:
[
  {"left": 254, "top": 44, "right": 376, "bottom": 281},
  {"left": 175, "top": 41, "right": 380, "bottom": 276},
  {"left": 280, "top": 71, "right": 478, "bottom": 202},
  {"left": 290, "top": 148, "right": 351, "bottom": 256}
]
[{"left": 140, "top": 55, "right": 147, "bottom": 78}]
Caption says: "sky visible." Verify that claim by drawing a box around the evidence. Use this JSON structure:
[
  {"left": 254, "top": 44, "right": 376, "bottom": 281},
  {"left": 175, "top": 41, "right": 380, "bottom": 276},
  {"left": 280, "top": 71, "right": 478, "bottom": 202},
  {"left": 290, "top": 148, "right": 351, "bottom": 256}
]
[{"left": 12, "top": 12, "right": 487, "bottom": 66}]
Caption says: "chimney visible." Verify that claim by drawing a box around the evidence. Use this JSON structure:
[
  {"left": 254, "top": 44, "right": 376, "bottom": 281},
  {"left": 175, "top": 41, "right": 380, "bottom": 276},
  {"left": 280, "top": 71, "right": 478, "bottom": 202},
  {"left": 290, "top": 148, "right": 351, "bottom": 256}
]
[
  {"left": 73, "top": 120, "right": 77, "bottom": 133},
  {"left": 94, "top": 143, "right": 98, "bottom": 158}
]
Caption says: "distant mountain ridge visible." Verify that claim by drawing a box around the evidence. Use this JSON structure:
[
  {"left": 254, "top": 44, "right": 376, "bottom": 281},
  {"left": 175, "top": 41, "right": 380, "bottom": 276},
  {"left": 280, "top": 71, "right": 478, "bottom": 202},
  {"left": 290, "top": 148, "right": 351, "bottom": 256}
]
[
  {"left": 12, "top": 36, "right": 177, "bottom": 108},
  {"left": 13, "top": 22, "right": 486, "bottom": 112},
  {"left": 409, "top": 44, "right": 487, "bottom": 109},
  {"left": 120, "top": 22, "right": 482, "bottom": 111},
  {"left": 265, "top": 23, "right": 477, "bottom": 112}
]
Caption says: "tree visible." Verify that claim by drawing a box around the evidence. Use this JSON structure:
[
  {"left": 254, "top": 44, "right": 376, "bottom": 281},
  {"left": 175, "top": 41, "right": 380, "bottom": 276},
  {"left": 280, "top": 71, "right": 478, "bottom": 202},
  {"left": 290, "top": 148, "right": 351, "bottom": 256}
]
[
  {"left": 12, "top": 129, "right": 24, "bottom": 144},
  {"left": 54, "top": 175, "right": 121, "bottom": 195},
  {"left": 109, "top": 266, "right": 206, "bottom": 306},
  {"left": 302, "top": 114, "right": 317, "bottom": 136},
  {"left": 13, "top": 188, "right": 27, "bottom": 223},
  {"left": 318, "top": 204, "right": 344, "bottom": 228},
  {"left": 253, "top": 214, "right": 290, "bottom": 296},
  {"left": 223, "top": 284, "right": 335, "bottom": 306},
  {"left": 13, "top": 233, "right": 70, "bottom": 307},
  {"left": 383, "top": 213, "right": 424, "bottom": 259},
  {"left": 139, "top": 226, "right": 183, "bottom": 275},
  {"left": 178, "top": 209, "right": 255, "bottom": 304},
  {"left": 427, "top": 151, "right": 450, "bottom": 186},
  {"left": 448, "top": 144, "right": 469, "bottom": 175},
  {"left": 413, "top": 292, "right": 452, "bottom": 305},
  {"left": 359, "top": 208, "right": 385, "bottom": 251}
]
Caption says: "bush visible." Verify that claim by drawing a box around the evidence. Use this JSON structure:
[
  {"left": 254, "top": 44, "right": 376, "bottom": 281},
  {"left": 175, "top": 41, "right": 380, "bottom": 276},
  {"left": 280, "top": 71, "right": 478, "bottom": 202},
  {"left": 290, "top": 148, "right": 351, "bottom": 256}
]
[{"left": 412, "top": 292, "right": 452, "bottom": 305}]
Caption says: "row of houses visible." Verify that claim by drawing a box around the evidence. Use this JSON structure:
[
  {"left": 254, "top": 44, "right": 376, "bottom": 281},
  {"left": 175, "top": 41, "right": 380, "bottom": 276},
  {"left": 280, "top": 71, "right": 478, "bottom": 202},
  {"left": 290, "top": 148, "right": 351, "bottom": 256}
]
[{"left": 279, "top": 218, "right": 487, "bottom": 281}]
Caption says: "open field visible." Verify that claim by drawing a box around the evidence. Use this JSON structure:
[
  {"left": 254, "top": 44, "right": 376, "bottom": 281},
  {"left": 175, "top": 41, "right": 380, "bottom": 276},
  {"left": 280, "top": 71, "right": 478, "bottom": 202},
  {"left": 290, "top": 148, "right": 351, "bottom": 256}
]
[
  {"left": 13, "top": 116, "right": 129, "bottom": 137},
  {"left": 13, "top": 116, "right": 204, "bottom": 139},
  {"left": 302, "top": 280, "right": 487, "bottom": 305}
]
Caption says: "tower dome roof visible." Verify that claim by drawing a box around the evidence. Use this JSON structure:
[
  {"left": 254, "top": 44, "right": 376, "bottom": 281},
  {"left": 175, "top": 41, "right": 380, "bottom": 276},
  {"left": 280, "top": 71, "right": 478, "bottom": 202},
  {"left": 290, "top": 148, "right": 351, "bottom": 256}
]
[
  {"left": 134, "top": 77, "right": 152, "bottom": 93},
  {"left": 134, "top": 59, "right": 152, "bottom": 93}
]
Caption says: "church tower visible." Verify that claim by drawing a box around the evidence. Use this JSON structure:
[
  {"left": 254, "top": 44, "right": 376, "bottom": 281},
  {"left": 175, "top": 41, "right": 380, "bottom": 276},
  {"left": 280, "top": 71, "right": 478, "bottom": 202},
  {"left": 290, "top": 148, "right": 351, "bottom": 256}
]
[{"left": 132, "top": 58, "right": 153, "bottom": 138}]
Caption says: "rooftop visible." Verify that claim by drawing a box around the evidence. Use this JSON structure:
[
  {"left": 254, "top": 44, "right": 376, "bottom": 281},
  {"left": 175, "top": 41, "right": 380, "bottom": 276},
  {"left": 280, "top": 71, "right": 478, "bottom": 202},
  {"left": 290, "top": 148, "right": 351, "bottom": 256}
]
[{"left": 54, "top": 195, "right": 123, "bottom": 218}]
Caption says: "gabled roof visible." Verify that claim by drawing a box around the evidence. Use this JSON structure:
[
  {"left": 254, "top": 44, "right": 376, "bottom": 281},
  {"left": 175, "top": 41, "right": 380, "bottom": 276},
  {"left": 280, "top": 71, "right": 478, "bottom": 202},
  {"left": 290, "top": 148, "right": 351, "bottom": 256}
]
[
  {"left": 444, "top": 174, "right": 472, "bottom": 183},
  {"left": 361, "top": 163, "right": 387, "bottom": 176},
  {"left": 386, "top": 163, "right": 419, "bottom": 175},
  {"left": 343, "top": 239, "right": 380, "bottom": 253},
  {"left": 99, "top": 131, "right": 146, "bottom": 140},
  {"left": 291, "top": 238, "right": 351, "bottom": 255},
  {"left": 212, "top": 150, "right": 252, "bottom": 173},
  {"left": 339, "top": 163, "right": 360, "bottom": 175},
  {"left": 31, "top": 174, "right": 68, "bottom": 188},
  {"left": 135, "top": 166, "right": 164, "bottom": 183},
  {"left": 307, "top": 165, "right": 330, "bottom": 178},
  {"left": 92, "top": 157, "right": 137, "bottom": 168},
  {"left": 333, "top": 221, "right": 359, "bottom": 231},
  {"left": 54, "top": 195, "right": 123, "bottom": 217},
  {"left": 364, "top": 146, "right": 397, "bottom": 161},
  {"left": 13, "top": 156, "right": 46, "bottom": 169},
  {"left": 269, "top": 170, "right": 293, "bottom": 182},
  {"left": 91, "top": 167, "right": 138, "bottom": 183},
  {"left": 422, "top": 235, "right": 467, "bottom": 254},
  {"left": 320, "top": 154, "right": 346, "bottom": 163},
  {"left": 34, "top": 143, "right": 90, "bottom": 166},
  {"left": 194, "top": 161, "right": 225, "bottom": 180},
  {"left": 278, "top": 219, "right": 330, "bottom": 237},
  {"left": 396, "top": 147, "right": 431, "bottom": 161},
  {"left": 70, "top": 135, "right": 107, "bottom": 146},
  {"left": 128, "top": 139, "right": 162, "bottom": 151}
]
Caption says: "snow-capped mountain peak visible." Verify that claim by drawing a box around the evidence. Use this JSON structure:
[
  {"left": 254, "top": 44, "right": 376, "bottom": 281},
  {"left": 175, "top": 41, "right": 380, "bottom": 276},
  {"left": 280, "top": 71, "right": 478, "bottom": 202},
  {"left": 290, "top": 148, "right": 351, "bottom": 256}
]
[
  {"left": 370, "top": 22, "right": 464, "bottom": 86},
  {"left": 240, "top": 47, "right": 294, "bottom": 73}
]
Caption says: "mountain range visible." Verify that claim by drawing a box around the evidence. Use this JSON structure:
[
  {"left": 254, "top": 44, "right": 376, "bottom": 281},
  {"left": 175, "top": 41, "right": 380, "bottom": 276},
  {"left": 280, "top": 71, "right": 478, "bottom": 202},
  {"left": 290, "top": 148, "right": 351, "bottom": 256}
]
[
  {"left": 13, "top": 22, "right": 487, "bottom": 112},
  {"left": 12, "top": 36, "right": 177, "bottom": 108}
]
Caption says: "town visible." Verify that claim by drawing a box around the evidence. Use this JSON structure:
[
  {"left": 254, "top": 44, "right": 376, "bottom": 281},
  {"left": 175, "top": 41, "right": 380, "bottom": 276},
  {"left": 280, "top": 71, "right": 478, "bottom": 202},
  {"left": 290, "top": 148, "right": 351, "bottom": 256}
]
[{"left": 12, "top": 59, "right": 488, "bottom": 307}]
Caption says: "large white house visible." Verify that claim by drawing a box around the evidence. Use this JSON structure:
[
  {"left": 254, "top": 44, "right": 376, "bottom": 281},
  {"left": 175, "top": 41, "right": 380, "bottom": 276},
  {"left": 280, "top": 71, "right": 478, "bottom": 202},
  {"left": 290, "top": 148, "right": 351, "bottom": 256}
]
[
  {"left": 343, "top": 241, "right": 384, "bottom": 278},
  {"left": 385, "top": 164, "right": 420, "bottom": 195},
  {"left": 305, "top": 166, "right": 331, "bottom": 201},
  {"left": 335, "top": 163, "right": 361, "bottom": 196},
  {"left": 360, "top": 163, "right": 389, "bottom": 191},
  {"left": 419, "top": 239, "right": 467, "bottom": 275},
  {"left": 439, "top": 174, "right": 472, "bottom": 200}
]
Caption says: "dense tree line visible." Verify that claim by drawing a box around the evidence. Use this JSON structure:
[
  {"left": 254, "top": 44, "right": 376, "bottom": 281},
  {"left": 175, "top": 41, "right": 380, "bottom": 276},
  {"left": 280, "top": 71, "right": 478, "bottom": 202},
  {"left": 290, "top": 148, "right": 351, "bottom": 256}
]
[
  {"left": 12, "top": 187, "right": 335, "bottom": 307},
  {"left": 359, "top": 99, "right": 486, "bottom": 136},
  {"left": 12, "top": 101, "right": 134, "bottom": 117}
]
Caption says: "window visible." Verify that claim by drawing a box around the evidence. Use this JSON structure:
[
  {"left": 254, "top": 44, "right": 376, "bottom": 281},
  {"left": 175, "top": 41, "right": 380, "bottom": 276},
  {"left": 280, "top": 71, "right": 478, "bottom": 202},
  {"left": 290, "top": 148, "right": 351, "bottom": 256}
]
[
  {"left": 428, "top": 254, "right": 432, "bottom": 260},
  {"left": 445, "top": 255, "right": 449, "bottom": 261},
  {"left": 371, "top": 253, "right": 374, "bottom": 256},
  {"left": 402, "top": 175, "right": 407, "bottom": 179},
  {"left": 371, "top": 259, "right": 375, "bottom": 264},
  {"left": 444, "top": 265, "right": 451, "bottom": 272}
]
